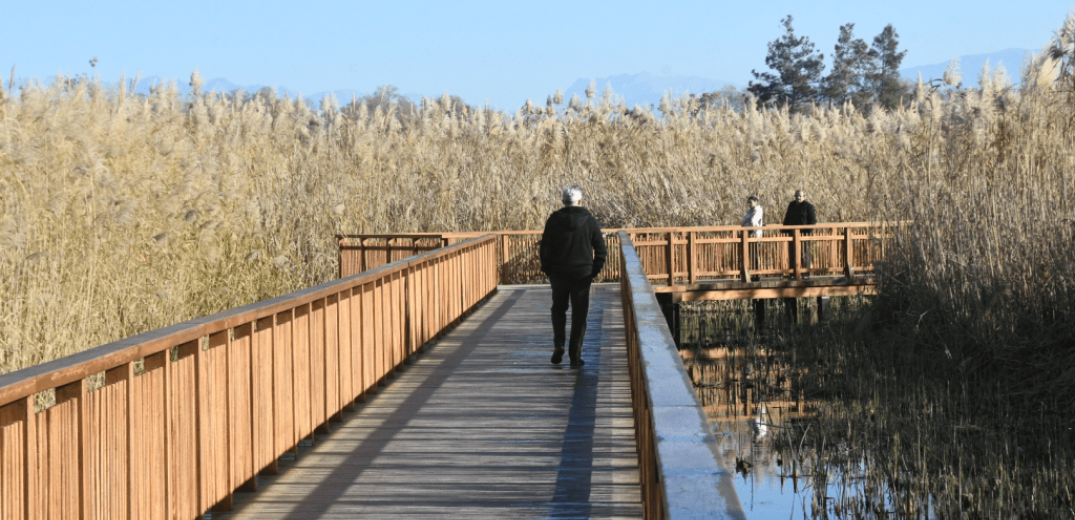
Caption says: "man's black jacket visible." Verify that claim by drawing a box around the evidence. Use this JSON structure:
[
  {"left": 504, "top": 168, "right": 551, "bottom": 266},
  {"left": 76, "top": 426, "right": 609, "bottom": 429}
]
[
  {"left": 782, "top": 200, "right": 817, "bottom": 234},
  {"left": 539, "top": 206, "right": 607, "bottom": 280}
]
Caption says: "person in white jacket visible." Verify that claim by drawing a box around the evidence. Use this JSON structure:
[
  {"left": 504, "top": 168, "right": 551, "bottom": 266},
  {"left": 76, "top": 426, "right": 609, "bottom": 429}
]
[
  {"left": 741, "top": 196, "right": 763, "bottom": 237},
  {"left": 741, "top": 196, "right": 763, "bottom": 280}
]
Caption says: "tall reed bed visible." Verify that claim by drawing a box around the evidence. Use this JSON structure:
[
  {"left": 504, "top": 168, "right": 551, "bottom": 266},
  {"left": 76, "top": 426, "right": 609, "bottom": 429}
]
[{"left": 2, "top": 14, "right": 1074, "bottom": 385}]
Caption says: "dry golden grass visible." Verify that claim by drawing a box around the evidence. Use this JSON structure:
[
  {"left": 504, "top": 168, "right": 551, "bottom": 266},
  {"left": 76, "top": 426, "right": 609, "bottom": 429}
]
[{"left": 1, "top": 15, "right": 1073, "bottom": 381}]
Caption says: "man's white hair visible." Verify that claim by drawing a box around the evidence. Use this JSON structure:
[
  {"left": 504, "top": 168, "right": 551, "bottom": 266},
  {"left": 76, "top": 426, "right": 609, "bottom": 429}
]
[{"left": 562, "top": 185, "right": 583, "bottom": 205}]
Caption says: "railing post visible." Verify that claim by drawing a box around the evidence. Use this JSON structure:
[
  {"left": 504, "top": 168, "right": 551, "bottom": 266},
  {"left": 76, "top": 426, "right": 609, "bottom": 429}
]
[
  {"left": 160, "top": 348, "right": 173, "bottom": 519},
  {"left": 193, "top": 338, "right": 207, "bottom": 515},
  {"left": 103, "top": 362, "right": 136, "bottom": 519},
  {"left": 793, "top": 229, "right": 802, "bottom": 280},
  {"left": 501, "top": 235, "right": 510, "bottom": 285},
  {"left": 665, "top": 232, "right": 674, "bottom": 287},
  {"left": 237, "top": 321, "right": 259, "bottom": 492},
  {"left": 20, "top": 394, "right": 37, "bottom": 520},
  {"left": 828, "top": 226, "right": 837, "bottom": 270},
  {"left": 209, "top": 330, "right": 235, "bottom": 512},
  {"left": 54, "top": 379, "right": 90, "bottom": 520},
  {"left": 844, "top": 227, "right": 855, "bottom": 278},
  {"left": 687, "top": 231, "right": 697, "bottom": 284},
  {"left": 739, "top": 229, "right": 751, "bottom": 282},
  {"left": 359, "top": 238, "right": 367, "bottom": 273}
]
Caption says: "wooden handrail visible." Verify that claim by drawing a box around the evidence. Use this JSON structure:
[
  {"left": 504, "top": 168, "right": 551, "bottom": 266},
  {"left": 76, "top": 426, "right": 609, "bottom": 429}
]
[
  {"left": 0, "top": 234, "right": 499, "bottom": 519},
  {"left": 340, "top": 223, "right": 901, "bottom": 285},
  {"left": 337, "top": 235, "right": 448, "bottom": 279},
  {"left": 618, "top": 231, "right": 742, "bottom": 519},
  {"left": 350, "top": 221, "right": 898, "bottom": 236}
]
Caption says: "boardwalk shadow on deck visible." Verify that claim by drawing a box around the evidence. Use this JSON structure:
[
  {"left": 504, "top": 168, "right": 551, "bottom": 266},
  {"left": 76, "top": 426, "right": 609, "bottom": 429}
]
[
  {"left": 548, "top": 295, "right": 603, "bottom": 519},
  {"left": 212, "top": 285, "right": 641, "bottom": 519}
]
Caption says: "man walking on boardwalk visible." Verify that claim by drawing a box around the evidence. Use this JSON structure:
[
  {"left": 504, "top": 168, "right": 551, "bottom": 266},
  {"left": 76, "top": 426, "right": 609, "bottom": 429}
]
[
  {"left": 540, "top": 185, "right": 607, "bottom": 368},
  {"left": 782, "top": 189, "right": 817, "bottom": 275}
]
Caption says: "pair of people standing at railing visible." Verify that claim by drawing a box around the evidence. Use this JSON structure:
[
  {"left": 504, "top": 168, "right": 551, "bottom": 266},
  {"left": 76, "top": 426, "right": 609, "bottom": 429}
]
[{"left": 742, "top": 189, "right": 817, "bottom": 278}]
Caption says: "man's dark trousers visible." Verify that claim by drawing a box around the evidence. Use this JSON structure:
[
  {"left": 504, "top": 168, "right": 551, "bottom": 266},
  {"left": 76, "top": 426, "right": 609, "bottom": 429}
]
[
  {"left": 549, "top": 274, "right": 592, "bottom": 362},
  {"left": 786, "top": 236, "right": 812, "bottom": 272}
]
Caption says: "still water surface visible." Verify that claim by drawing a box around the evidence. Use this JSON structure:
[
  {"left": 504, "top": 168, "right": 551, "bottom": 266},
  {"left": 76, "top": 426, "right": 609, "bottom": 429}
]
[{"left": 680, "top": 301, "right": 906, "bottom": 519}]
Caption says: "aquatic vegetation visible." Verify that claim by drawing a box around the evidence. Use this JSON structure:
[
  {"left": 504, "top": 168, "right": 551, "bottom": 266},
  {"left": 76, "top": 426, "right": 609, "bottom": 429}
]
[{"left": 683, "top": 295, "right": 1075, "bottom": 518}]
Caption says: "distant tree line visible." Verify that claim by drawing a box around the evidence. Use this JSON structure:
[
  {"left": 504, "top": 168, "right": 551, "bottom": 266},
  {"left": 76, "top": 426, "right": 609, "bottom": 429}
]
[{"left": 742, "top": 15, "right": 912, "bottom": 113}]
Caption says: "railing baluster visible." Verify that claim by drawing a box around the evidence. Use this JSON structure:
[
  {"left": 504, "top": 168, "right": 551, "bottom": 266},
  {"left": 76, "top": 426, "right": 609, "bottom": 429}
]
[
  {"left": 740, "top": 229, "right": 751, "bottom": 282},
  {"left": 388, "top": 273, "right": 400, "bottom": 372},
  {"left": 22, "top": 395, "right": 36, "bottom": 520},
  {"left": 845, "top": 228, "right": 855, "bottom": 278},
  {"left": 793, "top": 229, "right": 802, "bottom": 280},
  {"left": 665, "top": 231, "right": 674, "bottom": 286},
  {"left": 361, "top": 282, "right": 375, "bottom": 397},
  {"left": 101, "top": 362, "right": 135, "bottom": 518},
  {"left": 687, "top": 231, "right": 697, "bottom": 284},
  {"left": 210, "top": 329, "right": 235, "bottom": 512},
  {"left": 193, "top": 336, "right": 207, "bottom": 515},
  {"left": 232, "top": 323, "right": 257, "bottom": 492},
  {"left": 374, "top": 279, "right": 386, "bottom": 388},
  {"left": 294, "top": 304, "right": 312, "bottom": 443},
  {"left": 404, "top": 266, "right": 415, "bottom": 360},
  {"left": 253, "top": 316, "right": 275, "bottom": 477},
  {"left": 346, "top": 289, "right": 363, "bottom": 406},
  {"left": 273, "top": 310, "right": 294, "bottom": 460}
]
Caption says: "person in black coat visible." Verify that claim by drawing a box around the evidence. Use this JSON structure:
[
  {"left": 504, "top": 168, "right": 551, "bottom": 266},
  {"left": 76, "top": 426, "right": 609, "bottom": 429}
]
[
  {"left": 782, "top": 189, "right": 817, "bottom": 273},
  {"left": 540, "top": 185, "right": 607, "bottom": 368}
]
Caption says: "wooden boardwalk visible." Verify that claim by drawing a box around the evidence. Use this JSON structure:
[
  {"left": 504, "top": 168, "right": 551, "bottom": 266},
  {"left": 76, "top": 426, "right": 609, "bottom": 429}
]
[{"left": 212, "top": 284, "right": 643, "bottom": 519}]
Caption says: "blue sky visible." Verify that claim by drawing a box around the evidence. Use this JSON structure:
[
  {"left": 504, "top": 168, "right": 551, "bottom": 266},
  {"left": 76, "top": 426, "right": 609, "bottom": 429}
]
[{"left": 2, "top": 1, "right": 1072, "bottom": 109}]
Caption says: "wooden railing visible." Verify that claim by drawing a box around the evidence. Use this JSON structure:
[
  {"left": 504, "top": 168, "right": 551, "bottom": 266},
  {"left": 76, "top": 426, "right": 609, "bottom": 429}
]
[
  {"left": 339, "top": 223, "right": 897, "bottom": 285},
  {"left": 336, "top": 234, "right": 450, "bottom": 278},
  {"left": 632, "top": 223, "right": 894, "bottom": 284},
  {"left": 618, "top": 231, "right": 742, "bottom": 519},
  {"left": 0, "top": 235, "right": 498, "bottom": 520}
]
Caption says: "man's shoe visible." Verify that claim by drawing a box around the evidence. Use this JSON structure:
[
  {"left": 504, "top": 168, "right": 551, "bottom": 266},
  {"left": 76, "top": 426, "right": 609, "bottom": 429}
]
[
  {"left": 570, "top": 358, "right": 585, "bottom": 368},
  {"left": 551, "top": 348, "right": 565, "bottom": 365}
]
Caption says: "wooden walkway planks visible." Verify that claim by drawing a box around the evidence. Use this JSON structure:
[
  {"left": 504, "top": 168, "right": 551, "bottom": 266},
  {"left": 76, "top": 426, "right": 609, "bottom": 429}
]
[{"left": 211, "top": 284, "right": 642, "bottom": 519}]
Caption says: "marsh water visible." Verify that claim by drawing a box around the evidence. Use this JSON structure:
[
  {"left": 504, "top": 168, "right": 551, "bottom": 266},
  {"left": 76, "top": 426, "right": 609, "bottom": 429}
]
[{"left": 679, "top": 298, "right": 924, "bottom": 519}]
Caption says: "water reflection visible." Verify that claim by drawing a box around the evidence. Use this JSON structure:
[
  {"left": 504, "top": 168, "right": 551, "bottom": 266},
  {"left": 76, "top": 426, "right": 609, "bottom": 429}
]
[
  {"left": 686, "top": 343, "right": 822, "bottom": 518},
  {"left": 680, "top": 300, "right": 924, "bottom": 519}
]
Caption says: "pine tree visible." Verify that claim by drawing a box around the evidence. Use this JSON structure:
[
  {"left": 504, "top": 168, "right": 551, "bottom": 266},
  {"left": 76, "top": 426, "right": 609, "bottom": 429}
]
[
  {"left": 868, "top": 24, "right": 910, "bottom": 110},
  {"left": 748, "top": 15, "right": 825, "bottom": 112},
  {"left": 822, "top": 23, "right": 874, "bottom": 109}
]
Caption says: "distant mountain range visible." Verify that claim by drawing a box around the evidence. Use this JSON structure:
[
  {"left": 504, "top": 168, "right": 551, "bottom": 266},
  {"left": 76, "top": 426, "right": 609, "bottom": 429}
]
[
  {"left": 19, "top": 48, "right": 1035, "bottom": 111},
  {"left": 561, "top": 49, "right": 1033, "bottom": 109},
  {"left": 900, "top": 48, "right": 1031, "bottom": 87},
  {"left": 130, "top": 76, "right": 372, "bottom": 107},
  {"left": 558, "top": 72, "right": 734, "bottom": 109}
]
